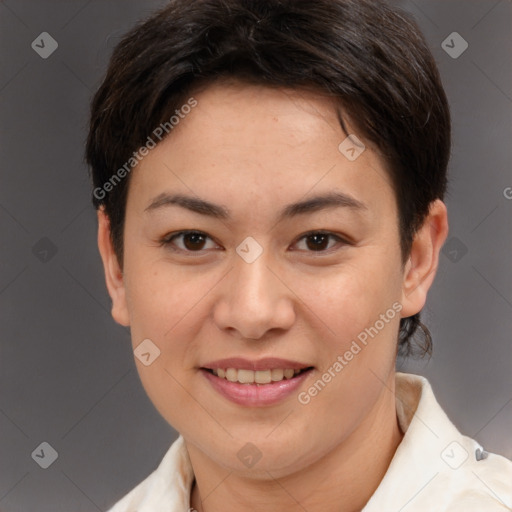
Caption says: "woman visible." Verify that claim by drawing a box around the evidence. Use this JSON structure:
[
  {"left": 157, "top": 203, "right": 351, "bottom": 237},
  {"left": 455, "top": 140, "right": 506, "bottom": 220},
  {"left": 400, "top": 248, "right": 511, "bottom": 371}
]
[{"left": 86, "top": 0, "right": 512, "bottom": 510}]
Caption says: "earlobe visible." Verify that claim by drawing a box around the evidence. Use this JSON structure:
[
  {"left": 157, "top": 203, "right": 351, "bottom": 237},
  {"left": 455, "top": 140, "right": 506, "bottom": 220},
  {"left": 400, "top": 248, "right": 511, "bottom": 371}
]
[
  {"left": 400, "top": 199, "right": 449, "bottom": 318},
  {"left": 97, "top": 208, "right": 130, "bottom": 327}
]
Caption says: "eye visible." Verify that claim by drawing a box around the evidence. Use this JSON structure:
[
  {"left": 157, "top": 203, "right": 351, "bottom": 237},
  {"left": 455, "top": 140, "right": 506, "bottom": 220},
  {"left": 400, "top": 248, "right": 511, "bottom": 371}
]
[
  {"left": 160, "top": 230, "right": 350, "bottom": 255},
  {"left": 160, "top": 230, "right": 220, "bottom": 253},
  {"left": 292, "top": 231, "right": 349, "bottom": 253}
]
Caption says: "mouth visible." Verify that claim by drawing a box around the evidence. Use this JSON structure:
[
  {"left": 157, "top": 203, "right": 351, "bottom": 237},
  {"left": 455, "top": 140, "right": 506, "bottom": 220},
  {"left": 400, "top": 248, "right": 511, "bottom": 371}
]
[
  {"left": 202, "top": 367, "right": 313, "bottom": 385},
  {"left": 200, "top": 359, "right": 314, "bottom": 407}
]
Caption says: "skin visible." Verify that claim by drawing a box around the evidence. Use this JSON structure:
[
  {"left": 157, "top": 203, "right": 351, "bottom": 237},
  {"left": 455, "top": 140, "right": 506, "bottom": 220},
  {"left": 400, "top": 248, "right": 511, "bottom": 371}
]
[{"left": 97, "top": 80, "right": 448, "bottom": 512}]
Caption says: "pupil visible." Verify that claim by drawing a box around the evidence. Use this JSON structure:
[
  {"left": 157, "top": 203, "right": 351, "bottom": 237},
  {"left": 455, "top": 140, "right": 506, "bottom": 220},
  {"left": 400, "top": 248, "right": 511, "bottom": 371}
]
[
  {"left": 307, "top": 234, "right": 327, "bottom": 251},
  {"left": 184, "top": 233, "right": 205, "bottom": 250}
]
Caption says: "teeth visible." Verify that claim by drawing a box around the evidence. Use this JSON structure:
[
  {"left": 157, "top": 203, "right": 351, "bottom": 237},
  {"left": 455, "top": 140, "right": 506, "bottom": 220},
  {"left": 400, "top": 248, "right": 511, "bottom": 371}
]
[
  {"left": 271, "top": 369, "right": 284, "bottom": 381},
  {"left": 284, "top": 369, "right": 295, "bottom": 379},
  {"left": 211, "top": 367, "right": 305, "bottom": 384},
  {"left": 226, "top": 368, "right": 238, "bottom": 382},
  {"left": 255, "top": 370, "right": 272, "bottom": 384},
  {"left": 238, "top": 369, "right": 255, "bottom": 384}
]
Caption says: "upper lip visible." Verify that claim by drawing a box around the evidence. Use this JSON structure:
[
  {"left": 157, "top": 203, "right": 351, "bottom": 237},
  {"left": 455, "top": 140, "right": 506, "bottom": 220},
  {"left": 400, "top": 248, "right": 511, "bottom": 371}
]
[{"left": 201, "top": 357, "right": 312, "bottom": 371}]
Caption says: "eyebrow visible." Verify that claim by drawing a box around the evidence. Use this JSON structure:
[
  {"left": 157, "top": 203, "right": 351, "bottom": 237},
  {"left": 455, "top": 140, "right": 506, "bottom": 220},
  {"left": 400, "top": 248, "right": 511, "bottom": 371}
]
[{"left": 144, "top": 191, "right": 368, "bottom": 221}]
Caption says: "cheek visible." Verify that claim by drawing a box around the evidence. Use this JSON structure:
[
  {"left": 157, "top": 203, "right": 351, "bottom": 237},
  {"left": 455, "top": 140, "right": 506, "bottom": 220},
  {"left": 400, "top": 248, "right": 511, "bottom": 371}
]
[
  {"left": 123, "top": 261, "right": 209, "bottom": 428},
  {"left": 297, "top": 262, "right": 391, "bottom": 344},
  {"left": 124, "top": 259, "right": 224, "bottom": 387},
  {"left": 296, "top": 256, "right": 401, "bottom": 397},
  {"left": 292, "top": 266, "right": 400, "bottom": 443},
  {"left": 125, "top": 260, "right": 202, "bottom": 337}
]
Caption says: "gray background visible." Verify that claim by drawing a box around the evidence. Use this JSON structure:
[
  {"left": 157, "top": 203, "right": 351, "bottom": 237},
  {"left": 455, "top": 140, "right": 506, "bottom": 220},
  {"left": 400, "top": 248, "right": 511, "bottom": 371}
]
[{"left": 0, "top": 0, "right": 511, "bottom": 510}]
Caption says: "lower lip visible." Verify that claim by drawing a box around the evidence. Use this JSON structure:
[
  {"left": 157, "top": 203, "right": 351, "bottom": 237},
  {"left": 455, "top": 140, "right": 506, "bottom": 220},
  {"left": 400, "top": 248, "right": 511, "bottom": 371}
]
[{"left": 201, "top": 368, "right": 313, "bottom": 407}]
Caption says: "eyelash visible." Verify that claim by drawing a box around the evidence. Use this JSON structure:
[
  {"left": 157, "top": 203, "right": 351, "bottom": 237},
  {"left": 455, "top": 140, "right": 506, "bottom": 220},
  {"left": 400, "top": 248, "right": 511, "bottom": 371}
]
[{"left": 159, "top": 230, "right": 350, "bottom": 255}]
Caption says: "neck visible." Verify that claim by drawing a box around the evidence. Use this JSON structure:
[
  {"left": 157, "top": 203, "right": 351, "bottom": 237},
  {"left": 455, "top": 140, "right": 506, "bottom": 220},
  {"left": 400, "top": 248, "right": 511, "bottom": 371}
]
[{"left": 188, "top": 374, "right": 403, "bottom": 512}]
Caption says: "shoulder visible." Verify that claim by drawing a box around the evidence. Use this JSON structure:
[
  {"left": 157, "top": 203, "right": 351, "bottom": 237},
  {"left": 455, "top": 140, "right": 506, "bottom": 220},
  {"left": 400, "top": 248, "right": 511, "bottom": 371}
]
[
  {"left": 407, "top": 373, "right": 512, "bottom": 510},
  {"left": 432, "top": 436, "right": 512, "bottom": 511},
  {"left": 106, "top": 435, "right": 194, "bottom": 512},
  {"left": 106, "top": 468, "right": 160, "bottom": 512},
  {"left": 363, "top": 373, "right": 512, "bottom": 511}
]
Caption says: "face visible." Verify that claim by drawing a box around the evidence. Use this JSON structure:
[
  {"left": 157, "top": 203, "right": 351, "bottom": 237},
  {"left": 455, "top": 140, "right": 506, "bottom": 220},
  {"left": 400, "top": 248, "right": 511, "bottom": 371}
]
[{"left": 98, "top": 80, "right": 446, "bottom": 478}]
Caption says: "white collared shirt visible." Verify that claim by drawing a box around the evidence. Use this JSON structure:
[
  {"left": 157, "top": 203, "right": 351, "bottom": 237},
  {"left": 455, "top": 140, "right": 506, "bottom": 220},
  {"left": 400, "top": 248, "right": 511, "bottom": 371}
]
[{"left": 107, "top": 372, "right": 512, "bottom": 511}]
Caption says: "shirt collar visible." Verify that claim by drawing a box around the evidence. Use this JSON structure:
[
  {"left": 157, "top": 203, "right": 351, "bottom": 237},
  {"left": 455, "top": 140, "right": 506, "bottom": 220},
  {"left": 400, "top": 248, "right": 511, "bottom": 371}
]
[{"left": 363, "top": 372, "right": 472, "bottom": 510}]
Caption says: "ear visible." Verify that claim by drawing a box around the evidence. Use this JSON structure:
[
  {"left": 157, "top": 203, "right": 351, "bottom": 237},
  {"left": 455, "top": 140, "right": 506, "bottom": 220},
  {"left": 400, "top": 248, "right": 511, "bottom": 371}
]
[
  {"left": 97, "top": 208, "right": 130, "bottom": 326},
  {"left": 400, "top": 199, "right": 449, "bottom": 318}
]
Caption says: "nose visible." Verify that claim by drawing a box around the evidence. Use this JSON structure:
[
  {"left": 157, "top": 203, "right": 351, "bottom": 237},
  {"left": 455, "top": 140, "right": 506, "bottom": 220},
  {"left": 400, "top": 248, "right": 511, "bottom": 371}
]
[{"left": 213, "top": 250, "right": 296, "bottom": 341}]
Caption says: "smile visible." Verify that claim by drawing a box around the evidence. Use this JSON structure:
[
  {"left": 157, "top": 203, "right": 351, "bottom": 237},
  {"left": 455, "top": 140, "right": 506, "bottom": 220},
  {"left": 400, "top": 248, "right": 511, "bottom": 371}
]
[
  {"left": 201, "top": 365, "right": 314, "bottom": 407},
  {"left": 207, "top": 367, "right": 310, "bottom": 384}
]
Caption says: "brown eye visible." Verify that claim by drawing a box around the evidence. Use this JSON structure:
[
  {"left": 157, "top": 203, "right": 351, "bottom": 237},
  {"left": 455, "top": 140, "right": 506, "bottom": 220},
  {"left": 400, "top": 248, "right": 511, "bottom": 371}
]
[
  {"left": 162, "top": 231, "right": 218, "bottom": 252},
  {"left": 305, "top": 233, "right": 330, "bottom": 251},
  {"left": 293, "top": 232, "right": 348, "bottom": 253},
  {"left": 181, "top": 232, "right": 207, "bottom": 250}
]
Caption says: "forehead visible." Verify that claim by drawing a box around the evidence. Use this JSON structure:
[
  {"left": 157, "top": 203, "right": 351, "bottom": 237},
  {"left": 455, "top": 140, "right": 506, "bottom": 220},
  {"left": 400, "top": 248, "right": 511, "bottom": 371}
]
[
  {"left": 180, "top": 80, "right": 356, "bottom": 157},
  {"left": 127, "top": 80, "right": 397, "bottom": 225}
]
